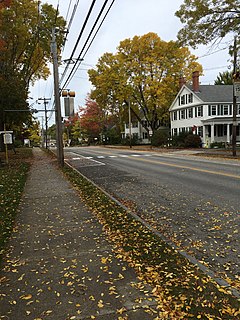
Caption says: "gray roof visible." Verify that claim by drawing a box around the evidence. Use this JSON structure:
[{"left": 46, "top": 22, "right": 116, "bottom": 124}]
[{"left": 186, "top": 84, "right": 234, "bottom": 103}]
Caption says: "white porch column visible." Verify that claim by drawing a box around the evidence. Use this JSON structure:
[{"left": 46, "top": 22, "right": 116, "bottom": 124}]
[
  {"left": 203, "top": 125, "right": 206, "bottom": 144},
  {"left": 211, "top": 124, "right": 215, "bottom": 143},
  {"left": 227, "top": 124, "right": 230, "bottom": 143}
]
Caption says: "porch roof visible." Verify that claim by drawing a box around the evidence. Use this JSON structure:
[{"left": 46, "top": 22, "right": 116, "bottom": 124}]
[{"left": 202, "top": 116, "right": 240, "bottom": 125}]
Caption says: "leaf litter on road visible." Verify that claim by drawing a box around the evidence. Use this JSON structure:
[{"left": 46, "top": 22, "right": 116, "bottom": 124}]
[{"left": 63, "top": 165, "right": 240, "bottom": 319}]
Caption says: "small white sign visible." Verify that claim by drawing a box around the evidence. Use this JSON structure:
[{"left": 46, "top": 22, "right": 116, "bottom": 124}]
[{"left": 3, "top": 133, "right": 12, "bottom": 144}]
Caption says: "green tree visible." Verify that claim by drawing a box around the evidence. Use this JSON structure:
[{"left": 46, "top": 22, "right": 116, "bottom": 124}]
[
  {"left": 0, "top": 0, "right": 66, "bottom": 150},
  {"left": 47, "top": 124, "right": 57, "bottom": 141},
  {"left": 175, "top": 0, "right": 240, "bottom": 48},
  {"left": 88, "top": 33, "right": 202, "bottom": 137},
  {"left": 214, "top": 70, "right": 233, "bottom": 85}
]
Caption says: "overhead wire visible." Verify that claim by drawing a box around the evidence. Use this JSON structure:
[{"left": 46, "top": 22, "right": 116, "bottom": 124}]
[
  {"left": 61, "top": 0, "right": 80, "bottom": 53},
  {"left": 59, "top": 0, "right": 98, "bottom": 85},
  {"left": 62, "top": 0, "right": 116, "bottom": 88},
  {"left": 46, "top": 0, "right": 117, "bottom": 121}
]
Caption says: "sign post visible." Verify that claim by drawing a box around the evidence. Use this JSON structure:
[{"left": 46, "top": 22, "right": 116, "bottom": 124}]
[{"left": 0, "top": 129, "right": 13, "bottom": 165}]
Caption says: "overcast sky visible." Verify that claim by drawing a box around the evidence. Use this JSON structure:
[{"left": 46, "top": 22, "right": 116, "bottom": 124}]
[{"left": 30, "top": 0, "right": 233, "bottom": 125}]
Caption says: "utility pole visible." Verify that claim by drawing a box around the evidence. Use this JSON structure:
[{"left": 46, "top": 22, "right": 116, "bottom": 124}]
[
  {"left": 51, "top": 28, "right": 64, "bottom": 167},
  {"left": 38, "top": 98, "right": 51, "bottom": 149},
  {"left": 128, "top": 98, "right": 132, "bottom": 148},
  {"left": 232, "top": 36, "right": 238, "bottom": 157}
]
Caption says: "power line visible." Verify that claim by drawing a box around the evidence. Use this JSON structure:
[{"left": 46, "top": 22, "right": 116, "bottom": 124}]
[
  {"left": 62, "top": 0, "right": 80, "bottom": 53},
  {"left": 82, "top": 0, "right": 116, "bottom": 60},
  {"left": 65, "top": 0, "right": 73, "bottom": 22},
  {"left": 60, "top": 0, "right": 98, "bottom": 84},
  {"left": 62, "top": 0, "right": 116, "bottom": 88}
]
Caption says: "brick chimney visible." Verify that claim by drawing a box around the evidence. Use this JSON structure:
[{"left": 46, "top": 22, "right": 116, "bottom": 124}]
[
  {"left": 192, "top": 71, "right": 200, "bottom": 92},
  {"left": 179, "top": 76, "right": 186, "bottom": 89}
]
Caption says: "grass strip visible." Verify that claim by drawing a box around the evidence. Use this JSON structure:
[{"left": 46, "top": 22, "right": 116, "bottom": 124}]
[
  {"left": 63, "top": 165, "right": 239, "bottom": 319},
  {"left": 0, "top": 148, "right": 32, "bottom": 263}
]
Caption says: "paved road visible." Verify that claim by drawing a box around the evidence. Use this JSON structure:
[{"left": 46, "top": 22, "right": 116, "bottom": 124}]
[{"left": 64, "top": 146, "right": 240, "bottom": 288}]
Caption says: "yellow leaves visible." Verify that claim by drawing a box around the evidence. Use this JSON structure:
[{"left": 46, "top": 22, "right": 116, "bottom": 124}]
[
  {"left": 117, "top": 307, "right": 127, "bottom": 314},
  {"left": 222, "top": 306, "right": 240, "bottom": 316},
  {"left": 97, "top": 300, "right": 104, "bottom": 308},
  {"left": 81, "top": 265, "right": 88, "bottom": 273},
  {"left": 89, "top": 295, "right": 95, "bottom": 301},
  {"left": 20, "top": 294, "right": 32, "bottom": 300},
  {"left": 18, "top": 273, "right": 25, "bottom": 281},
  {"left": 101, "top": 257, "right": 108, "bottom": 264}
]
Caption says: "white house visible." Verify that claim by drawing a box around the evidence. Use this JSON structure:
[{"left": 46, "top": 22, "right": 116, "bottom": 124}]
[
  {"left": 123, "top": 119, "right": 151, "bottom": 144},
  {"left": 169, "top": 71, "right": 240, "bottom": 147}
]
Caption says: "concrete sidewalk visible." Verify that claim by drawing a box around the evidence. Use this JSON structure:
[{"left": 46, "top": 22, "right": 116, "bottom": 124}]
[{"left": 0, "top": 148, "right": 158, "bottom": 320}]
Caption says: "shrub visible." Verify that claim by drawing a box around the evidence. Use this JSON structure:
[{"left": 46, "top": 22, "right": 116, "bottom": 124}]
[
  {"left": 210, "top": 142, "right": 225, "bottom": 149},
  {"left": 184, "top": 134, "right": 202, "bottom": 148},
  {"left": 151, "top": 130, "right": 169, "bottom": 147},
  {"left": 171, "top": 133, "right": 201, "bottom": 148},
  {"left": 171, "top": 132, "right": 189, "bottom": 147}
]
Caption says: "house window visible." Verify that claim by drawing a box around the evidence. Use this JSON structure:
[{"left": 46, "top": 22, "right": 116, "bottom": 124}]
[
  {"left": 238, "top": 104, "right": 240, "bottom": 115},
  {"left": 180, "top": 95, "right": 185, "bottom": 105},
  {"left": 229, "top": 105, "right": 232, "bottom": 115},
  {"left": 211, "top": 105, "right": 217, "bottom": 116},
  {"left": 180, "top": 109, "right": 186, "bottom": 119},
  {"left": 198, "top": 126, "right": 203, "bottom": 137},
  {"left": 173, "top": 128, "right": 177, "bottom": 136},
  {"left": 143, "top": 132, "right": 148, "bottom": 139},
  {"left": 188, "top": 93, "right": 193, "bottom": 103},
  {"left": 223, "top": 105, "right": 229, "bottom": 115},
  {"left": 173, "top": 111, "right": 177, "bottom": 120},
  {"left": 196, "top": 106, "right": 203, "bottom": 117},
  {"left": 188, "top": 108, "right": 193, "bottom": 118}
]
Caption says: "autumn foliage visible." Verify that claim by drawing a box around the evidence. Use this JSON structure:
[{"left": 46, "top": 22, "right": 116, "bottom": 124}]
[{"left": 79, "top": 98, "right": 105, "bottom": 141}]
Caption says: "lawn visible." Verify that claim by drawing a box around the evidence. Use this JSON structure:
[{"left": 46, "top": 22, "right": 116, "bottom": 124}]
[{"left": 0, "top": 148, "right": 32, "bottom": 263}]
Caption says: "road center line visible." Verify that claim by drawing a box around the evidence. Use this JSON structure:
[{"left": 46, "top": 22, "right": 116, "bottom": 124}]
[{"left": 128, "top": 157, "right": 240, "bottom": 179}]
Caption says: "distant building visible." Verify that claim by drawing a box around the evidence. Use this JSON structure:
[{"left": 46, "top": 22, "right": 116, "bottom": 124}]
[
  {"left": 122, "top": 119, "right": 151, "bottom": 144},
  {"left": 169, "top": 71, "right": 240, "bottom": 147}
]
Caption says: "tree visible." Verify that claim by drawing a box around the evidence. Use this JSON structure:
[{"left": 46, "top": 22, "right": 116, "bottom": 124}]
[
  {"left": 175, "top": 0, "right": 240, "bottom": 48},
  {"left": 28, "top": 120, "right": 41, "bottom": 146},
  {"left": 0, "top": 0, "right": 66, "bottom": 150},
  {"left": 79, "top": 98, "right": 105, "bottom": 143},
  {"left": 63, "top": 114, "right": 82, "bottom": 145},
  {"left": 214, "top": 70, "right": 233, "bottom": 85},
  {"left": 88, "top": 32, "right": 202, "bottom": 137}
]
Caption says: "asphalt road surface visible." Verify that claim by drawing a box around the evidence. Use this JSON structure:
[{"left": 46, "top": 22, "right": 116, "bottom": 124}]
[{"left": 64, "top": 146, "right": 240, "bottom": 288}]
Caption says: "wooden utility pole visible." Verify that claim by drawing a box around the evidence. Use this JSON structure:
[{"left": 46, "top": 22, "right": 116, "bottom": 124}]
[
  {"left": 232, "top": 36, "right": 238, "bottom": 157},
  {"left": 38, "top": 98, "right": 51, "bottom": 149},
  {"left": 51, "top": 28, "right": 64, "bottom": 167}
]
